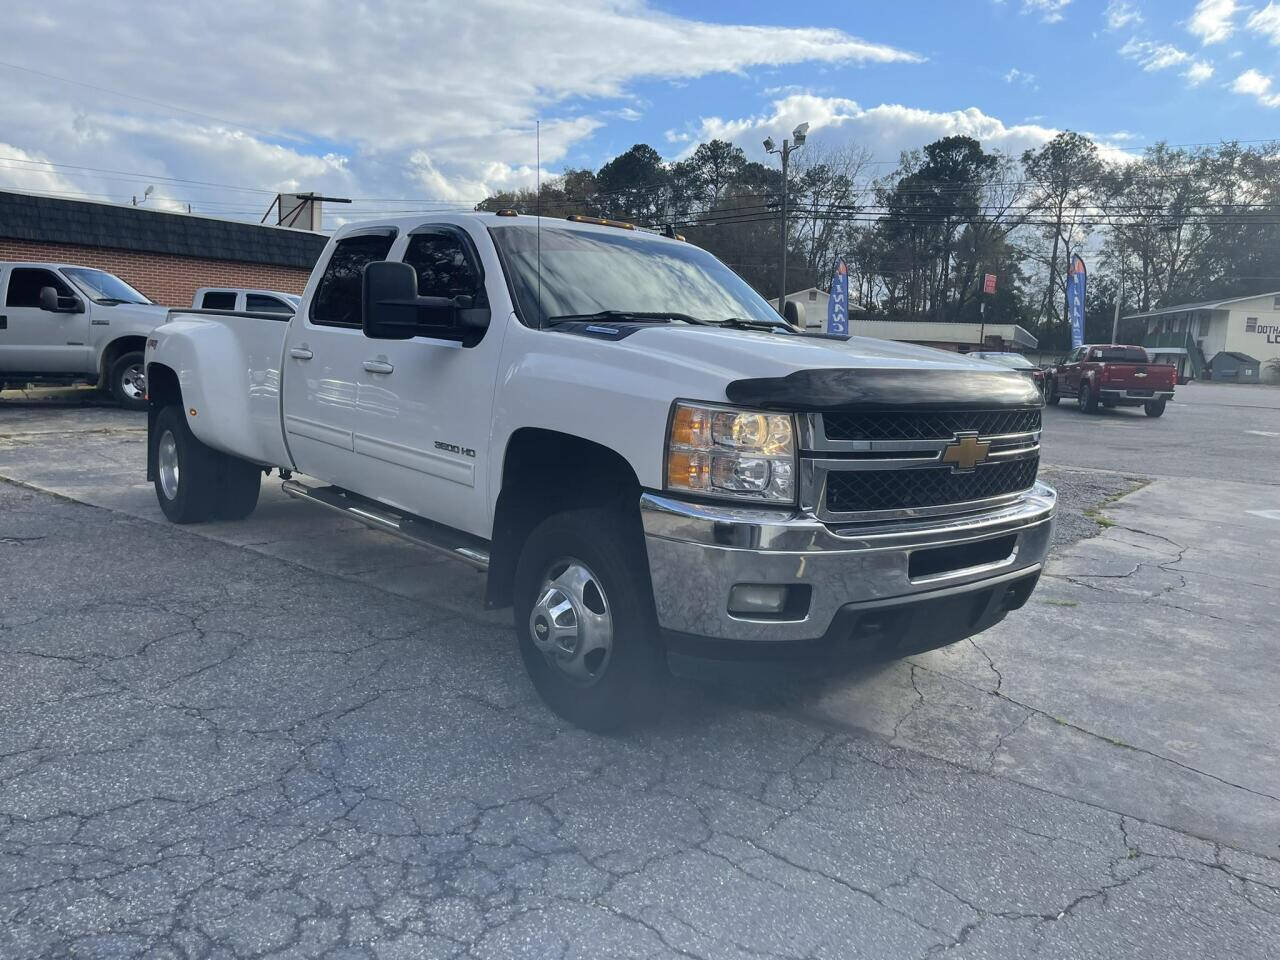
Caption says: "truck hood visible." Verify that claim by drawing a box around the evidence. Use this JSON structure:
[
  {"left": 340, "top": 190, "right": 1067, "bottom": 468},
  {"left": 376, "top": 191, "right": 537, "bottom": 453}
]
[
  {"left": 624, "top": 324, "right": 1002, "bottom": 377},
  {"left": 102, "top": 302, "right": 171, "bottom": 327},
  {"left": 612, "top": 324, "right": 1042, "bottom": 410}
]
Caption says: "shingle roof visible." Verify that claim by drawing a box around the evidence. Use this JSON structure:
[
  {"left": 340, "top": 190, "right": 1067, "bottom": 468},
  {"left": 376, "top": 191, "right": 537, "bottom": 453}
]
[
  {"left": 0, "top": 189, "right": 328, "bottom": 269},
  {"left": 1121, "top": 291, "right": 1280, "bottom": 321},
  {"left": 1222, "top": 352, "right": 1259, "bottom": 363}
]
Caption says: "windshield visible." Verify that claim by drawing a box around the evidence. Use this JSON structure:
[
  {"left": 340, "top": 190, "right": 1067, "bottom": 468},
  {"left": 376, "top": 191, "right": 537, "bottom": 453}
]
[
  {"left": 489, "top": 224, "right": 782, "bottom": 327},
  {"left": 63, "top": 268, "right": 151, "bottom": 305},
  {"left": 974, "top": 352, "right": 1034, "bottom": 369}
]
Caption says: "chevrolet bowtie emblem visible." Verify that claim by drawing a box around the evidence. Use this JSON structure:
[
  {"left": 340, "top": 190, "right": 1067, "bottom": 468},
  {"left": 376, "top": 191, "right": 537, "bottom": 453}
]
[{"left": 941, "top": 434, "right": 991, "bottom": 472}]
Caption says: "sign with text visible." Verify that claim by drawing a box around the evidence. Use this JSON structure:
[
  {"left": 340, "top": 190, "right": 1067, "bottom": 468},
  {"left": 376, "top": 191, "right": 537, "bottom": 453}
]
[
  {"left": 826, "top": 259, "right": 850, "bottom": 339},
  {"left": 1067, "top": 255, "right": 1087, "bottom": 349},
  {"left": 983, "top": 273, "right": 997, "bottom": 295}
]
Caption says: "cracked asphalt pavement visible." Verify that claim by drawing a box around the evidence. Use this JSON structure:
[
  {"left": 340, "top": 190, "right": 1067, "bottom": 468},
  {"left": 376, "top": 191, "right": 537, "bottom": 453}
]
[{"left": 1, "top": 383, "right": 1278, "bottom": 958}]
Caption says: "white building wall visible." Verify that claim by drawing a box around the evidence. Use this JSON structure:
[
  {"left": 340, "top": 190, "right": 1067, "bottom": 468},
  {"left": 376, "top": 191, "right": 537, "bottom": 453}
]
[{"left": 1224, "top": 295, "right": 1280, "bottom": 361}]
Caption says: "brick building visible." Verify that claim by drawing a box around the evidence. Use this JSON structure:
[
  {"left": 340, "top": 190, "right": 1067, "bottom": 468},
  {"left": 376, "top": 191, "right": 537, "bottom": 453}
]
[{"left": 0, "top": 190, "right": 328, "bottom": 307}]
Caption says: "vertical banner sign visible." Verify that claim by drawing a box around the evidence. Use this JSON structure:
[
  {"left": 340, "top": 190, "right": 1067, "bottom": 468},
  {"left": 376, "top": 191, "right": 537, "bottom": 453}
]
[
  {"left": 826, "top": 259, "right": 850, "bottom": 339},
  {"left": 1067, "top": 255, "right": 1087, "bottom": 349},
  {"left": 983, "top": 273, "right": 997, "bottom": 295}
]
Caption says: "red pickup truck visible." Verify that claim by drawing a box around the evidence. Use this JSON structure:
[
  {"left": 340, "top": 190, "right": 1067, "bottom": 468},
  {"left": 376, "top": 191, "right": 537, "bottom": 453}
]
[{"left": 1045, "top": 345, "right": 1176, "bottom": 417}]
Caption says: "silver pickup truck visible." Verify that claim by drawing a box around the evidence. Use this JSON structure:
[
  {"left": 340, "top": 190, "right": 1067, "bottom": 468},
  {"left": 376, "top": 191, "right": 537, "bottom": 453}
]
[{"left": 0, "top": 261, "right": 170, "bottom": 408}]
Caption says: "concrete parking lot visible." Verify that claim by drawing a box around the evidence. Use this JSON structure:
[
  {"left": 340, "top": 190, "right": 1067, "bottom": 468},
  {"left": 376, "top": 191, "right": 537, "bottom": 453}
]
[{"left": 1, "top": 382, "right": 1278, "bottom": 958}]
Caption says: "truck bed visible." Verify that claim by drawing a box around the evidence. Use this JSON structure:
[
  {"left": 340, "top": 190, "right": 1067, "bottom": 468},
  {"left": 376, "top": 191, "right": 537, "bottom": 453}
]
[{"left": 155, "top": 309, "right": 294, "bottom": 468}]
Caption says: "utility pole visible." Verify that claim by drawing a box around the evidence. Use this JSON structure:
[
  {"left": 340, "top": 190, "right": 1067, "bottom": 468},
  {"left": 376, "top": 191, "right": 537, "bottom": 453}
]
[
  {"left": 764, "top": 122, "right": 808, "bottom": 318},
  {"left": 1111, "top": 236, "right": 1124, "bottom": 343}
]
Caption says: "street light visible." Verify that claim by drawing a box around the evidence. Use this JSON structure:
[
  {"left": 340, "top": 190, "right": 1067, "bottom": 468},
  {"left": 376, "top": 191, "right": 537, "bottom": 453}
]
[{"left": 764, "top": 122, "right": 809, "bottom": 319}]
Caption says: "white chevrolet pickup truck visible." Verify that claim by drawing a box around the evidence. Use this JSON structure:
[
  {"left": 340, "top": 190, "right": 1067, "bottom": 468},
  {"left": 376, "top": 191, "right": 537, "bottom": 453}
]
[
  {"left": 145, "top": 212, "right": 1055, "bottom": 730},
  {"left": 1, "top": 261, "right": 170, "bottom": 408}
]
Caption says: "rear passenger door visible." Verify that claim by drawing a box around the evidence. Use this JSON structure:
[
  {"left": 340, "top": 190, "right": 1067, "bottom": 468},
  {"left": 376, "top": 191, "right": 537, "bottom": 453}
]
[{"left": 281, "top": 229, "right": 397, "bottom": 489}]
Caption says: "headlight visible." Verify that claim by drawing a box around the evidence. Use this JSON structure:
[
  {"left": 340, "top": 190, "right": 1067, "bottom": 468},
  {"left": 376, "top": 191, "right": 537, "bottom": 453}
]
[{"left": 665, "top": 401, "right": 796, "bottom": 503}]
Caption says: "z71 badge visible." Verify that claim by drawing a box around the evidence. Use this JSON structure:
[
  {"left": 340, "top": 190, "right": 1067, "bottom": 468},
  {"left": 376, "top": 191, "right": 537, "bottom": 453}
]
[{"left": 434, "top": 440, "right": 476, "bottom": 458}]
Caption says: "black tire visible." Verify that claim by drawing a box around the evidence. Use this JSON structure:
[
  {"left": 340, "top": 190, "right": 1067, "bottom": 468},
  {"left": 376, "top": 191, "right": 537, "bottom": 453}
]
[
  {"left": 109, "top": 351, "right": 148, "bottom": 411},
  {"left": 1044, "top": 380, "right": 1060, "bottom": 405},
  {"left": 513, "top": 506, "right": 664, "bottom": 732},
  {"left": 1144, "top": 399, "right": 1167, "bottom": 418},
  {"left": 216, "top": 458, "right": 262, "bottom": 520},
  {"left": 153, "top": 406, "right": 221, "bottom": 523},
  {"left": 1078, "top": 381, "right": 1099, "bottom": 414}
]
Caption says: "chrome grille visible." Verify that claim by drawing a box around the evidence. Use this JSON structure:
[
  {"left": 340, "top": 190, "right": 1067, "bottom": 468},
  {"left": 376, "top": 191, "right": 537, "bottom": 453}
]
[
  {"left": 825, "top": 457, "right": 1040, "bottom": 514},
  {"left": 822, "top": 408, "right": 1041, "bottom": 442}
]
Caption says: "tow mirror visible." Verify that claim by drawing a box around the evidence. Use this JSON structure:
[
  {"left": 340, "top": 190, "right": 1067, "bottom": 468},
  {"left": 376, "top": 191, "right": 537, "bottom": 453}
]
[
  {"left": 39, "top": 286, "right": 83, "bottom": 313},
  {"left": 361, "top": 260, "right": 489, "bottom": 344}
]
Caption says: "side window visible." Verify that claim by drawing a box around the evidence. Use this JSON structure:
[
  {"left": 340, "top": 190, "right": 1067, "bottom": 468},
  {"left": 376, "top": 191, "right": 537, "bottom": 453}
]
[
  {"left": 201, "top": 291, "right": 237, "bottom": 310},
  {"left": 5, "top": 268, "right": 73, "bottom": 308},
  {"left": 402, "top": 231, "right": 484, "bottom": 301},
  {"left": 246, "top": 293, "right": 293, "bottom": 314},
  {"left": 310, "top": 232, "right": 397, "bottom": 327},
  {"left": 1245, "top": 317, "right": 1258, "bottom": 333}
]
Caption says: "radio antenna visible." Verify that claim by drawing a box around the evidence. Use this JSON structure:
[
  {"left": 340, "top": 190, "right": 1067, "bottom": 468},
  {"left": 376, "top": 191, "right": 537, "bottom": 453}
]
[{"left": 536, "top": 119, "right": 542, "bottom": 328}]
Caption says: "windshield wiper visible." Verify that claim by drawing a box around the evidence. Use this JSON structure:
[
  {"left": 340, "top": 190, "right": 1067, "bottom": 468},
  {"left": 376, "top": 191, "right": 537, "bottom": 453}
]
[
  {"left": 544, "top": 310, "right": 709, "bottom": 326},
  {"left": 718, "top": 316, "right": 797, "bottom": 334}
]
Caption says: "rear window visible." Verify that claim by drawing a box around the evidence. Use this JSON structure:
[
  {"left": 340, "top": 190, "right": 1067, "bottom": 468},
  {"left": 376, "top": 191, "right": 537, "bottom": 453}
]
[
  {"left": 1091, "top": 347, "right": 1149, "bottom": 363},
  {"left": 246, "top": 293, "right": 294, "bottom": 314},
  {"left": 201, "top": 291, "right": 237, "bottom": 310}
]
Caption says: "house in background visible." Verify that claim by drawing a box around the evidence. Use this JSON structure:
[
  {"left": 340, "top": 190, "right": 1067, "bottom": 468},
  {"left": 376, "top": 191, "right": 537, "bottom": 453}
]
[{"left": 1123, "top": 291, "right": 1280, "bottom": 383}]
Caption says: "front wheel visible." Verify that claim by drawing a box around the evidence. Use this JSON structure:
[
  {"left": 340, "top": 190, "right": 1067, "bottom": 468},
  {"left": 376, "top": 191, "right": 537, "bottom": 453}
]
[
  {"left": 1044, "top": 380, "right": 1060, "bottom": 406},
  {"left": 513, "top": 507, "right": 665, "bottom": 732},
  {"left": 1078, "top": 382, "right": 1099, "bottom": 414},
  {"left": 109, "top": 351, "right": 148, "bottom": 411},
  {"left": 1144, "top": 399, "right": 1167, "bottom": 418}
]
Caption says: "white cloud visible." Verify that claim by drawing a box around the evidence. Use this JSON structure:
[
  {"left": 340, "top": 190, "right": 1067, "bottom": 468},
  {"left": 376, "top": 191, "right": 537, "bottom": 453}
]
[
  {"left": 1188, "top": 0, "right": 1242, "bottom": 45},
  {"left": 1184, "top": 60, "right": 1215, "bottom": 85},
  {"left": 1119, "top": 37, "right": 1192, "bottom": 70},
  {"left": 1247, "top": 2, "right": 1280, "bottom": 44},
  {"left": 0, "top": 1, "right": 923, "bottom": 220},
  {"left": 1021, "top": 0, "right": 1073, "bottom": 23},
  {"left": 677, "top": 94, "right": 1135, "bottom": 166},
  {"left": 1105, "top": 1, "right": 1143, "bottom": 30},
  {"left": 1232, "top": 68, "right": 1280, "bottom": 106},
  {"left": 1003, "top": 67, "right": 1039, "bottom": 87}
]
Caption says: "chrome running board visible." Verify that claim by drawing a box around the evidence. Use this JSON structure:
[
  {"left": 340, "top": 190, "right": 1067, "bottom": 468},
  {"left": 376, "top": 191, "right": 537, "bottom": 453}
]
[{"left": 281, "top": 479, "right": 490, "bottom": 570}]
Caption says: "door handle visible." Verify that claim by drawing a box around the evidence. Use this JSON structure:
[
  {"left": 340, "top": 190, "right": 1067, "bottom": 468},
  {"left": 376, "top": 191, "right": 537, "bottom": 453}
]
[
  {"left": 289, "top": 347, "right": 314, "bottom": 360},
  {"left": 362, "top": 359, "right": 394, "bottom": 375}
]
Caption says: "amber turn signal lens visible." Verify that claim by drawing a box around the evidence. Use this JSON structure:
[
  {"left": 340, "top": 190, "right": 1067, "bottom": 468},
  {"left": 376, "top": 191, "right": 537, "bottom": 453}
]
[{"left": 666, "top": 449, "right": 709, "bottom": 491}]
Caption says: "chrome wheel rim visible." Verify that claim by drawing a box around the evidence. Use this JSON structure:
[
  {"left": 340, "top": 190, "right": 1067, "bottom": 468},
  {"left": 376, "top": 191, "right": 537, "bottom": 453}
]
[
  {"left": 528, "top": 558, "right": 613, "bottom": 686},
  {"left": 157, "top": 429, "right": 180, "bottom": 501},
  {"left": 121, "top": 363, "right": 146, "bottom": 401}
]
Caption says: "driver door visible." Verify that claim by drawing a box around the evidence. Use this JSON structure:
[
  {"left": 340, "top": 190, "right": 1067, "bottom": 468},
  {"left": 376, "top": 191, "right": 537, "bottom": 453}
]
[
  {"left": 1061, "top": 347, "right": 1084, "bottom": 394},
  {"left": 0, "top": 267, "right": 90, "bottom": 373},
  {"left": 346, "top": 223, "right": 506, "bottom": 538}
]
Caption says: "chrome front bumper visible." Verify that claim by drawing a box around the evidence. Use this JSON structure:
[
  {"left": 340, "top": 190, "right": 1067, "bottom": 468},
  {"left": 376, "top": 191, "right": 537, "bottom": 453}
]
[{"left": 641, "top": 482, "right": 1056, "bottom": 651}]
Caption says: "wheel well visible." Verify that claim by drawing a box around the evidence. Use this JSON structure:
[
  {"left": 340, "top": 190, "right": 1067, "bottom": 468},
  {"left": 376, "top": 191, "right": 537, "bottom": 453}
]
[
  {"left": 100, "top": 336, "right": 148, "bottom": 381},
  {"left": 484, "top": 429, "right": 641, "bottom": 610},
  {"left": 144, "top": 364, "right": 182, "bottom": 482}
]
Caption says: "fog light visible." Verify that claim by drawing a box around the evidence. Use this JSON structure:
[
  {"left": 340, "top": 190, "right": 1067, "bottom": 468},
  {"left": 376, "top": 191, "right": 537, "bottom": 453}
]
[{"left": 728, "top": 583, "right": 788, "bottom": 616}]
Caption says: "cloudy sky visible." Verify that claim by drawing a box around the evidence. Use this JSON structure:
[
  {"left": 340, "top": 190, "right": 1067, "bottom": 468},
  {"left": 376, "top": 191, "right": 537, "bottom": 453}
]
[{"left": 2, "top": 0, "right": 1278, "bottom": 227}]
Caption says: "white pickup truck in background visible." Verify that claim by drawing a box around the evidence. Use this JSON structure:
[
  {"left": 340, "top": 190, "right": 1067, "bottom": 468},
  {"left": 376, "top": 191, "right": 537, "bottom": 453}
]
[
  {"left": 1, "top": 262, "right": 169, "bottom": 408},
  {"left": 144, "top": 212, "right": 1055, "bottom": 730},
  {"left": 193, "top": 287, "right": 301, "bottom": 315}
]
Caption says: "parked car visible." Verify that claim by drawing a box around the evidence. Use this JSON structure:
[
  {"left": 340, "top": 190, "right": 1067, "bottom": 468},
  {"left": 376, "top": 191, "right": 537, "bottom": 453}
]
[
  {"left": 1045, "top": 344, "right": 1176, "bottom": 416},
  {"left": 970, "top": 351, "right": 1046, "bottom": 396},
  {"left": 0, "top": 262, "right": 169, "bottom": 408},
  {"left": 144, "top": 213, "right": 1056, "bottom": 730},
  {"left": 193, "top": 287, "right": 301, "bottom": 315}
]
